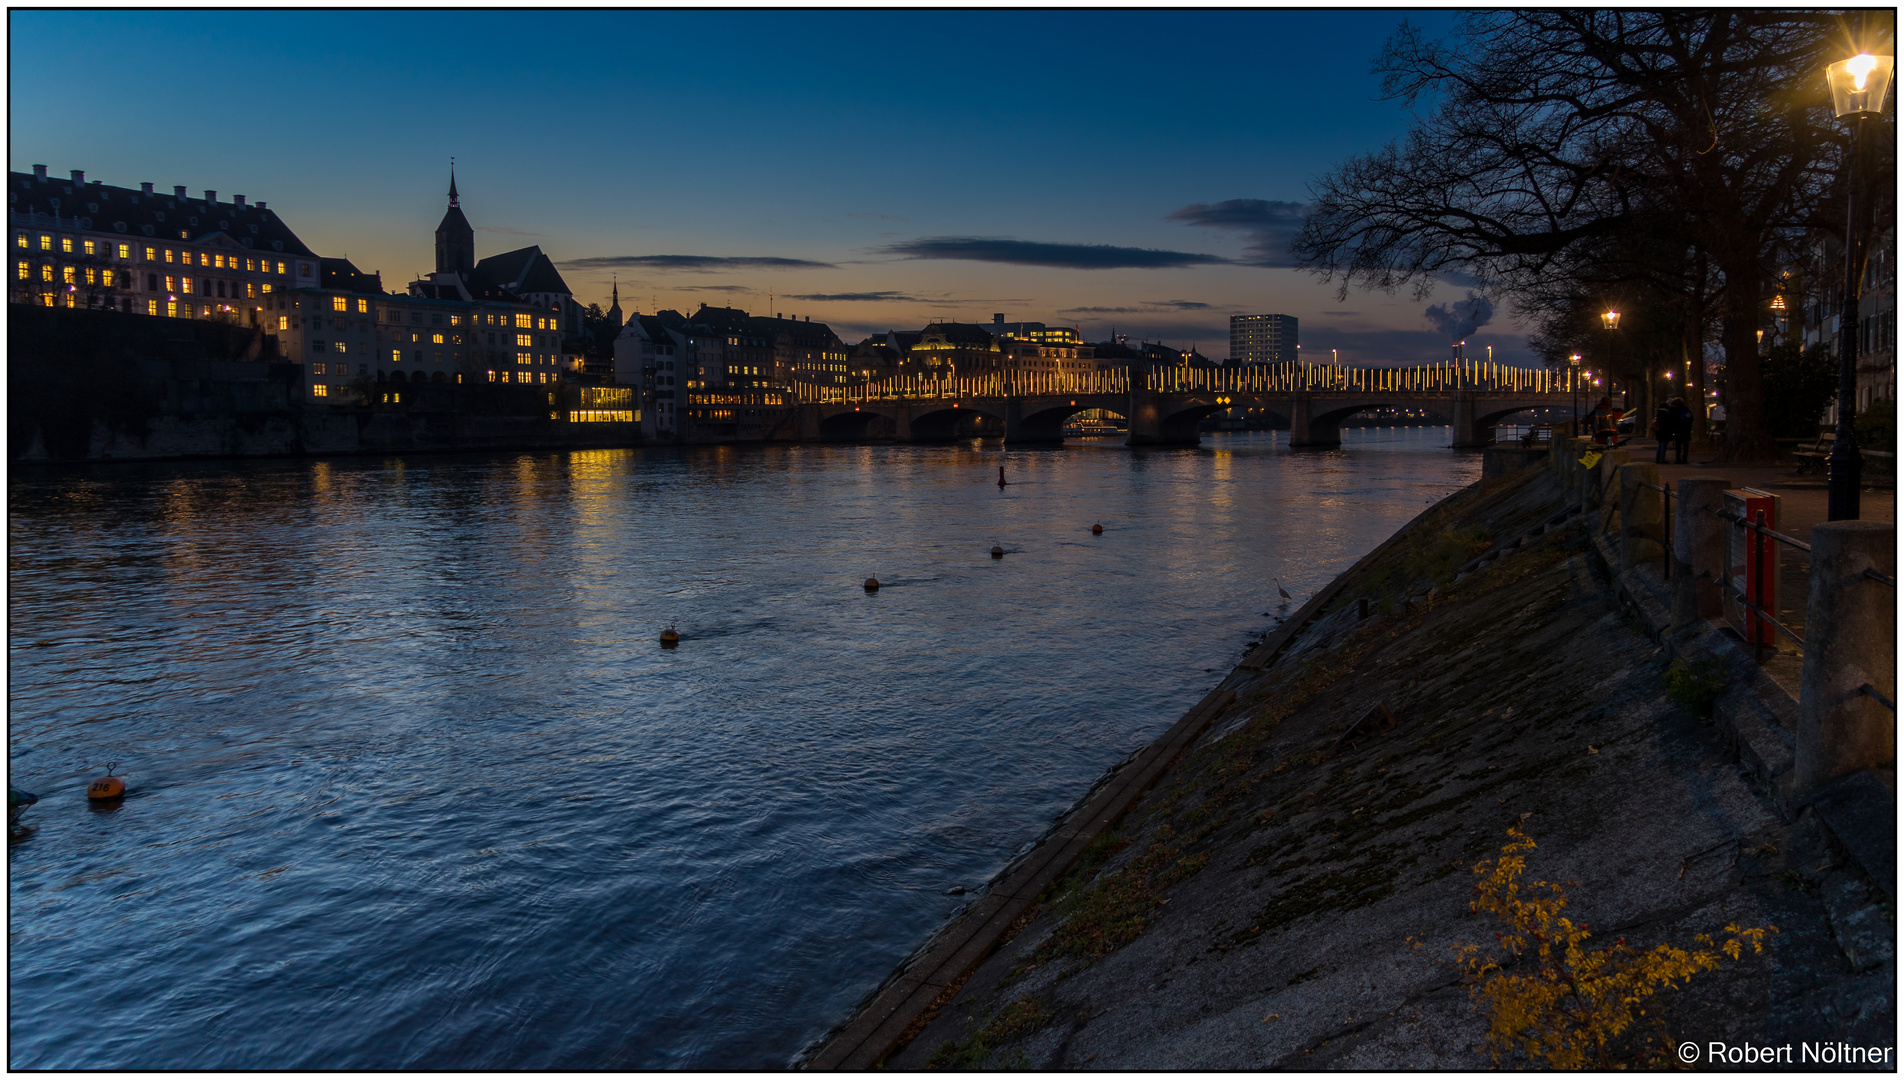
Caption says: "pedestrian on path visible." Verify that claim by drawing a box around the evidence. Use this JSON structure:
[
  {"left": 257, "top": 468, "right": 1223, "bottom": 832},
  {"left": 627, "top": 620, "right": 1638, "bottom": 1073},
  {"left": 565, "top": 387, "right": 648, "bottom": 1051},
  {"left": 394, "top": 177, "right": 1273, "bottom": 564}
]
[
  {"left": 1589, "top": 396, "right": 1619, "bottom": 447},
  {"left": 1670, "top": 397, "right": 1694, "bottom": 464}
]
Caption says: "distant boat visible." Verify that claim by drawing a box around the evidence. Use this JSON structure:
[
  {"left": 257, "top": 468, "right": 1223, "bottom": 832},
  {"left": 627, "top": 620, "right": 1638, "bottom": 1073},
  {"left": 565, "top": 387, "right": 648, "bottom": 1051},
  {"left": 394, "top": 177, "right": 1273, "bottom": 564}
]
[{"left": 10, "top": 787, "right": 38, "bottom": 826}]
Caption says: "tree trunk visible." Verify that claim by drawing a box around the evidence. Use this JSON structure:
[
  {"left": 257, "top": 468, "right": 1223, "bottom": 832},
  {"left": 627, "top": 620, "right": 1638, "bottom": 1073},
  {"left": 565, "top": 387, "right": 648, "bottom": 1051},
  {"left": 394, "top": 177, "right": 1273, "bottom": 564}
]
[
  {"left": 1684, "top": 320, "right": 1713, "bottom": 453},
  {"left": 1719, "top": 257, "right": 1774, "bottom": 461}
]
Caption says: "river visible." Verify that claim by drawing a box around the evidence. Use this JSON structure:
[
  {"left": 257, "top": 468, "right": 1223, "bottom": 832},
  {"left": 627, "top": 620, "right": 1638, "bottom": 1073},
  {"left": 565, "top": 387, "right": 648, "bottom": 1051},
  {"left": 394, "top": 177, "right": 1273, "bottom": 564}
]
[{"left": 8, "top": 429, "right": 1478, "bottom": 1069}]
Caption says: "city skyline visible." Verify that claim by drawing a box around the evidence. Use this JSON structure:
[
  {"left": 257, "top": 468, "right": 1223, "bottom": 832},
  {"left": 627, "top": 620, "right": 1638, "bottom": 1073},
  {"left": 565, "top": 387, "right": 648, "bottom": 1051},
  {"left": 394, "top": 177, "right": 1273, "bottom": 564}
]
[{"left": 9, "top": 9, "right": 1534, "bottom": 362}]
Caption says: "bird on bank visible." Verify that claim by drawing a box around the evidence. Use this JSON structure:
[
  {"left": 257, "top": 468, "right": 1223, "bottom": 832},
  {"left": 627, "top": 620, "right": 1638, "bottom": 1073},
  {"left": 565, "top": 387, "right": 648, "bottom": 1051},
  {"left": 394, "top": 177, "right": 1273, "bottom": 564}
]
[{"left": 1274, "top": 577, "right": 1292, "bottom": 602}]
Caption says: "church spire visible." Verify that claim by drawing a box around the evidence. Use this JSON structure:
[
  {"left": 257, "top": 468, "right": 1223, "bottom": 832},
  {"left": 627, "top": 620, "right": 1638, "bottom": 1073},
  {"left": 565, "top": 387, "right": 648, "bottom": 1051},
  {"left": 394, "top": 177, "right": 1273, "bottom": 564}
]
[{"left": 448, "top": 160, "right": 459, "bottom": 206}]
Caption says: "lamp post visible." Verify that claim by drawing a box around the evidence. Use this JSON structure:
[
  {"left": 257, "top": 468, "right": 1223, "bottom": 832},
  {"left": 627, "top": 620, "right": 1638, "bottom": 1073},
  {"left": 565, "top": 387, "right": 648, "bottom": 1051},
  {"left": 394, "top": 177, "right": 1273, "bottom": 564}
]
[
  {"left": 1824, "top": 48, "right": 1893, "bottom": 520},
  {"left": 1569, "top": 353, "right": 1582, "bottom": 431},
  {"left": 1600, "top": 308, "right": 1623, "bottom": 414}
]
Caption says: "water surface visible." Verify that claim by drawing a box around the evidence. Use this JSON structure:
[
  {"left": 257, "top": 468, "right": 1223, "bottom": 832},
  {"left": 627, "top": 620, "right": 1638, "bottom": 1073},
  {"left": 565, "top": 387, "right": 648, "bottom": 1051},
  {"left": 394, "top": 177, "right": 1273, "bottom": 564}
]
[{"left": 9, "top": 429, "right": 1477, "bottom": 1068}]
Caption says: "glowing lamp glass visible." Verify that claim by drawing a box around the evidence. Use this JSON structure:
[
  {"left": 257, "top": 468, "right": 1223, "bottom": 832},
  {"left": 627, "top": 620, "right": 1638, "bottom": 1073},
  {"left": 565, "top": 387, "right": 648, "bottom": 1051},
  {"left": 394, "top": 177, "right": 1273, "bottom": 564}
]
[
  {"left": 1827, "top": 53, "right": 1893, "bottom": 117},
  {"left": 1601, "top": 310, "right": 1621, "bottom": 330}
]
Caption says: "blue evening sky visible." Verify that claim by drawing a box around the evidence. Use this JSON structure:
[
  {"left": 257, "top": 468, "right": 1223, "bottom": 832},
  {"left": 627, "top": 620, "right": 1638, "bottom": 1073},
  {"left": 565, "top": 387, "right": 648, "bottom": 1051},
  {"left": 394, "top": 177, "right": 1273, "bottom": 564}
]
[{"left": 10, "top": 9, "right": 1528, "bottom": 363}]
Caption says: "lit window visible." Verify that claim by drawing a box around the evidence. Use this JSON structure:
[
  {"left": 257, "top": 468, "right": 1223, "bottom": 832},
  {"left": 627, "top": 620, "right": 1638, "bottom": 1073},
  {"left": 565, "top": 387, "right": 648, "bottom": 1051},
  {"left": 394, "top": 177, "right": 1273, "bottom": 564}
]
[
  {"left": 167, "top": 301, "right": 178, "bottom": 317},
  {"left": 198, "top": 253, "right": 209, "bottom": 267},
  {"left": 118, "top": 243, "right": 130, "bottom": 259},
  {"left": 356, "top": 298, "right": 368, "bottom": 314},
  {"left": 62, "top": 266, "right": 75, "bottom": 284},
  {"left": 261, "top": 283, "right": 271, "bottom": 294},
  {"left": 332, "top": 296, "right": 346, "bottom": 311},
  {"left": 181, "top": 278, "right": 193, "bottom": 294},
  {"left": 144, "top": 246, "right": 155, "bottom": 261},
  {"left": 517, "top": 333, "right": 533, "bottom": 347},
  {"left": 391, "top": 349, "right": 401, "bottom": 363},
  {"left": 515, "top": 314, "right": 532, "bottom": 328},
  {"left": 333, "top": 342, "right": 348, "bottom": 354},
  {"left": 312, "top": 362, "right": 327, "bottom": 375},
  {"left": 164, "top": 249, "right": 174, "bottom": 263},
  {"left": 61, "top": 237, "right": 74, "bottom": 253},
  {"left": 39, "top": 235, "right": 52, "bottom": 251},
  {"left": 14, "top": 261, "right": 26, "bottom": 280},
  {"left": 84, "top": 267, "right": 96, "bottom": 284},
  {"left": 313, "top": 384, "right": 329, "bottom": 398},
  {"left": 279, "top": 316, "right": 288, "bottom": 331},
  {"left": 432, "top": 332, "right": 444, "bottom": 345},
  {"left": 83, "top": 240, "right": 96, "bottom": 256},
  {"left": 277, "top": 262, "right": 287, "bottom": 275},
  {"left": 148, "top": 300, "right": 160, "bottom": 315},
  {"left": 40, "top": 264, "right": 51, "bottom": 281},
  {"left": 13, "top": 234, "right": 23, "bottom": 249},
  {"left": 450, "top": 315, "right": 461, "bottom": 326},
  {"left": 246, "top": 282, "right": 255, "bottom": 298}
]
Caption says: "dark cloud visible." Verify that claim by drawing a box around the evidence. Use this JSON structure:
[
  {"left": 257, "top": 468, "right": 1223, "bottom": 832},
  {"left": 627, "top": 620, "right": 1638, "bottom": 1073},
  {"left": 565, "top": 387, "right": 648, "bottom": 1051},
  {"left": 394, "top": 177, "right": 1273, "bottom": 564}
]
[
  {"left": 881, "top": 237, "right": 1227, "bottom": 270},
  {"left": 562, "top": 254, "right": 834, "bottom": 272},
  {"left": 1423, "top": 292, "right": 1495, "bottom": 341},
  {"left": 784, "top": 291, "right": 933, "bottom": 303},
  {"left": 1059, "top": 299, "right": 1213, "bottom": 315},
  {"left": 1166, "top": 199, "right": 1306, "bottom": 268}
]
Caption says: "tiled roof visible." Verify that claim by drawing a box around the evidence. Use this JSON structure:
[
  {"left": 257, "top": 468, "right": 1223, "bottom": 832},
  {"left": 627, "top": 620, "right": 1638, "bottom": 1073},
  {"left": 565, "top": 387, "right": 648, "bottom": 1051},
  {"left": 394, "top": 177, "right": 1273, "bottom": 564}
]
[{"left": 8, "top": 169, "right": 317, "bottom": 256}]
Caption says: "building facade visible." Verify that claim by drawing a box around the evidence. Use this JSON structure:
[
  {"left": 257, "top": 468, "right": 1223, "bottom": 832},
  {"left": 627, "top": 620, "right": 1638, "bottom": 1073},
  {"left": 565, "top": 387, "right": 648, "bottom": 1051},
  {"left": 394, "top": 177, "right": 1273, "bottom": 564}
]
[
  {"left": 10, "top": 164, "right": 320, "bottom": 323},
  {"left": 1229, "top": 313, "right": 1298, "bottom": 365}
]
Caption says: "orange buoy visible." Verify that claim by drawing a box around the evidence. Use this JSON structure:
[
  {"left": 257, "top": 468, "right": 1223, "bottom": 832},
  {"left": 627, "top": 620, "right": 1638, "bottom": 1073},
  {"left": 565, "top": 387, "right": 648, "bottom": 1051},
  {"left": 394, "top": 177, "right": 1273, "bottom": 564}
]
[
  {"left": 864, "top": 577, "right": 880, "bottom": 591},
  {"left": 991, "top": 545, "right": 1005, "bottom": 559},
  {"left": 1091, "top": 523, "right": 1103, "bottom": 534},
  {"left": 87, "top": 764, "right": 125, "bottom": 801},
  {"left": 659, "top": 625, "right": 680, "bottom": 647}
]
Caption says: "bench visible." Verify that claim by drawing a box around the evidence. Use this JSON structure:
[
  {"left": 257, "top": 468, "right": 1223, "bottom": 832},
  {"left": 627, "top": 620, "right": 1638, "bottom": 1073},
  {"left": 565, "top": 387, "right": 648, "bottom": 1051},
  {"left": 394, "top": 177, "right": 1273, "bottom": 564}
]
[{"left": 1793, "top": 433, "right": 1834, "bottom": 474}]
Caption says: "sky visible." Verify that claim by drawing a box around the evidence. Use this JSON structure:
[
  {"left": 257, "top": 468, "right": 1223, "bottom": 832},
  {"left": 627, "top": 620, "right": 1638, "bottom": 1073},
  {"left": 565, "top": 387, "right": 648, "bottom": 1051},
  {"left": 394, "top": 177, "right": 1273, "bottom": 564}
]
[{"left": 10, "top": 9, "right": 1532, "bottom": 364}]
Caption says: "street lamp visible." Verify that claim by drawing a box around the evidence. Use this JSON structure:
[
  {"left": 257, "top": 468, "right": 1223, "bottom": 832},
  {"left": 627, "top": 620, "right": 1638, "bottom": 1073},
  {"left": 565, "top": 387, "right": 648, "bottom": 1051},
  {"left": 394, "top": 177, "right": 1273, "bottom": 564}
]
[
  {"left": 1824, "top": 48, "right": 1893, "bottom": 520},
  {"left": 1569, "top": 353, "right": 1583, "bottom": 430}
]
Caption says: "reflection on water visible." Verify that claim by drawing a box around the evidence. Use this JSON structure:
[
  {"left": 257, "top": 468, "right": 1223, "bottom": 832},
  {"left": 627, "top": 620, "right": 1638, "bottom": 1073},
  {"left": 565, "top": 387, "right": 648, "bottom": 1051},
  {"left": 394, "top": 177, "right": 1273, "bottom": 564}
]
[{"left": 8, "top": 429, "right": 1476, "bottom": 1069}]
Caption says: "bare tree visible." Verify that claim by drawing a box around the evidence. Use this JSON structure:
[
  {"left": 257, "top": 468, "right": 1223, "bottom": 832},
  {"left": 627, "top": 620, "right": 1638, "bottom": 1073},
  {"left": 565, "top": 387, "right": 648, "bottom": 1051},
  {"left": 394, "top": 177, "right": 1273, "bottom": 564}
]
[{"left": 1296, "top": 10, "right": 1871, "bottom": 460}]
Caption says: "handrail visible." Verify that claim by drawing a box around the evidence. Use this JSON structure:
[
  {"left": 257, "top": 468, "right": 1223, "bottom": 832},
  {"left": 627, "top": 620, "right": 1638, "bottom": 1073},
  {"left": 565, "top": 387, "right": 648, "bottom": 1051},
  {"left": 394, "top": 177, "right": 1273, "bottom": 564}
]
[
  {"left": 1725, "top": 580, "right": 1807, "bottom": 648},
  {"left": 1710, "top": 508, "right": 1812, "bottom": 553},
  {"left": 1864, "top": 568, "right": 1896, "bottom": 588}
]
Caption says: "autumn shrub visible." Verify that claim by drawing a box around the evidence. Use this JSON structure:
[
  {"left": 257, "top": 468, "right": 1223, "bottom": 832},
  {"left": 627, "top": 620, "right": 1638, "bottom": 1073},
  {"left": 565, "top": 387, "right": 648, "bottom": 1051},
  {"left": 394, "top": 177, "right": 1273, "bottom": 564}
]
[{"left": 1429, "top": 825, "right": 1773, "bottom": 1069}]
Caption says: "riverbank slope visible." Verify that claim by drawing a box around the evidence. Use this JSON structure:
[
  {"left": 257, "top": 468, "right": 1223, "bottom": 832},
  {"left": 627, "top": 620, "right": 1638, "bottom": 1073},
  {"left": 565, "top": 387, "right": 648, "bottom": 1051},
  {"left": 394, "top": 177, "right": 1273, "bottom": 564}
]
[{"left": 831, "top": 464, "right": 1892, "bottom": 1069}]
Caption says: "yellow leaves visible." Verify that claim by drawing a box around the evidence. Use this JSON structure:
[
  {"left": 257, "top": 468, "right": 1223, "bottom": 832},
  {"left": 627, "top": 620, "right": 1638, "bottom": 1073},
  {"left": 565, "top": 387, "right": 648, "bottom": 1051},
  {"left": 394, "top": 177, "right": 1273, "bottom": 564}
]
[{"left": 1443, "top": 826, "right": 1775, "bottom": 1068}]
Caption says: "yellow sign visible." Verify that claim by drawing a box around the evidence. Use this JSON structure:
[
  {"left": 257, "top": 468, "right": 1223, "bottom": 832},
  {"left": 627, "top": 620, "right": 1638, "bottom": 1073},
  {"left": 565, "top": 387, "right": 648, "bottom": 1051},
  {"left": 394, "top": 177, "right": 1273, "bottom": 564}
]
[{"left": 1578, "top": 450, "right": 1603, "bottom": 470}]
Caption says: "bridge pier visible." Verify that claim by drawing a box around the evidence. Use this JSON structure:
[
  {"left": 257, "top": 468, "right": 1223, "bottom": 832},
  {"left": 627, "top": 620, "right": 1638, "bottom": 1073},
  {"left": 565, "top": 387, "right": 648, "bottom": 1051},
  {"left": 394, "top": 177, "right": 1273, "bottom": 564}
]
[
  {"left": 1124, "top": 385, "right": 1200, "bottom": 447},
  {"left": 1287, "top": 393, "right": 1340, "bottom": 448},
  {"left": 1451, "top": 391, "right": 1492, "bottom": 448}
]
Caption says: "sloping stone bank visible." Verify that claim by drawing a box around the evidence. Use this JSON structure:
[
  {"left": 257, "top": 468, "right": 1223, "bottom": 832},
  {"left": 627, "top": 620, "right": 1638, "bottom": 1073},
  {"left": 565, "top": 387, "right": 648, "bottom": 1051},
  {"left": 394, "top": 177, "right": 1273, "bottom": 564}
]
[{"left": 811, "top": 465, "right": 1893, "bottom": 1070}]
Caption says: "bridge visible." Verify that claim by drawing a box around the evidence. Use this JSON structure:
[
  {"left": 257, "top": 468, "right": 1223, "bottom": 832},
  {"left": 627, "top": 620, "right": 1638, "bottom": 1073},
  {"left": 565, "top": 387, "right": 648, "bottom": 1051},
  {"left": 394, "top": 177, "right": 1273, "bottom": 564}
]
[{"left": 785, "top": 359, "right": 1579, "bottom": 448}]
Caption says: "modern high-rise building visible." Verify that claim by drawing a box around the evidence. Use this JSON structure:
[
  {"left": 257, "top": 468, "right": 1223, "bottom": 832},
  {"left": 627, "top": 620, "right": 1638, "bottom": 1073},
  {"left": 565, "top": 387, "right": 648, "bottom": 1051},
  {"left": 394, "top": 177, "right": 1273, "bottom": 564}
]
[{"left": 1230, "top": 313, "right": 1298, "bottom": 365}]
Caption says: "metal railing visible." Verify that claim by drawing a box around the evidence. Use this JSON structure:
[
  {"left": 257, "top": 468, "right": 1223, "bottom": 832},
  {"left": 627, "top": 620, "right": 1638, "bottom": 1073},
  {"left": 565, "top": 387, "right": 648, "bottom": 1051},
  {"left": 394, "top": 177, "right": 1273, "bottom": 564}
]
[
  {"left": 1635, "top": 481, "right": 1675, "bottom": 581},
  {"left": 1715, "top": 507, "right": 1811, "bottom": 659}
]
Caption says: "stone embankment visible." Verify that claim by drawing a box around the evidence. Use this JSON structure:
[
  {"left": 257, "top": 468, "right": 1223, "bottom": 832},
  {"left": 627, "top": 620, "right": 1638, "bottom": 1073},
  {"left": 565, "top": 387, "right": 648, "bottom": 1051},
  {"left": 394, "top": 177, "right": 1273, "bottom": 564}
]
[{"left": 805, "top": 459, "right": 1894, "bottom": 1070}]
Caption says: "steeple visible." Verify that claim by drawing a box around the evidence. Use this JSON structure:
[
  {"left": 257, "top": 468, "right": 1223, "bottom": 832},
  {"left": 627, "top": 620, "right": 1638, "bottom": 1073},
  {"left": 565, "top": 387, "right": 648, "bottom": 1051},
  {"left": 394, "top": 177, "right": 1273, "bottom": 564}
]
[
  {"left": 606, "top": 277, "right": 624, "bottom": 329},
  {"left": 434, "top": 164, "right": 474, "bottom": 275}
]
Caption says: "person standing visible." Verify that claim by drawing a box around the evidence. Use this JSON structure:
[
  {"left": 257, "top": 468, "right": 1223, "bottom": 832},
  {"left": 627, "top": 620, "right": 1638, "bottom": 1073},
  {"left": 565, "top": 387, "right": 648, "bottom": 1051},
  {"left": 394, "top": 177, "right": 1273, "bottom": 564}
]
[
  {"left": 1653, "top": 399, "right": 1675, "bottom": 463},
  {"left": 1670, "top": 396, "right": 1694, "bottom": 464},
  {"left": 1589, "top": 396, "right": 1619, "bottom": 446}
]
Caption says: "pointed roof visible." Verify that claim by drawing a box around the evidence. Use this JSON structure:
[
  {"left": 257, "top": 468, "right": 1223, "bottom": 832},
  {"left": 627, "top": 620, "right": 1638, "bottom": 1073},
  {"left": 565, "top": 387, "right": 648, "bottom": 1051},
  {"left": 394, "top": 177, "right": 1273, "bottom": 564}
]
[
  {"left": 474, "top": 245, "right": 571, "bottom": 296},
  {"left": 448, "top": 164, "right": 459, "bottom": 205}
]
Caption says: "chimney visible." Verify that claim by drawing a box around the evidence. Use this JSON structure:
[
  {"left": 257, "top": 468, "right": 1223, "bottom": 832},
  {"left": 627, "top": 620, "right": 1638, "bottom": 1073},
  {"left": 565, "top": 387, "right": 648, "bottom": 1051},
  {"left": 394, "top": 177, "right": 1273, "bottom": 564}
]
[
  {"left": 31, "top": 164, "right": 46, "bottom": 180},
  {"left": 993, "top": 313, "right": 1004, "bottom": 326},
  {"left": 173, "top": 185, "right": 187, "bottom": 198},
  {"left": 255, "top": 201, "right": 266, "bottom": 211},
  {"left": 233, "top": 195, "right": 246, "bottom": 209},
  {"left": 70, "top": 169, "right": 84, "bottom": 183},
  {"left": 141, "top": 182, "right": 154, "bottom": 194},
  {"left": 204, "top": 190, "right": 216, "bottom": 203}
]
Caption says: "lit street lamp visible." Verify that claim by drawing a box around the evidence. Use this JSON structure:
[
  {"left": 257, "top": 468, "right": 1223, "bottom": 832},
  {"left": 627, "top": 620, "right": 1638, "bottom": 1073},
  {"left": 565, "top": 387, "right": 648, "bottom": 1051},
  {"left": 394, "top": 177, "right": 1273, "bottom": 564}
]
[
  {"left": 1824, "top": 47, "right": 1892, "bottom": 520},
  {"left": 1569, "top": 352, "right": 1583, "bottom": 430}
]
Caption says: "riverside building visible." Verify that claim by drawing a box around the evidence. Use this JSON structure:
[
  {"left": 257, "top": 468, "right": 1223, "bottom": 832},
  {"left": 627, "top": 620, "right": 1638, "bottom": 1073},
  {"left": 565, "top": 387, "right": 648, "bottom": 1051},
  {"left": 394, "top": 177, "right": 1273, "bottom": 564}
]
[
  {"left": 9, "top": 164, "right": 320, "bottom": 320},
  {"left": 1230, "top": 312, "right": 1298, "bottom": 365}
]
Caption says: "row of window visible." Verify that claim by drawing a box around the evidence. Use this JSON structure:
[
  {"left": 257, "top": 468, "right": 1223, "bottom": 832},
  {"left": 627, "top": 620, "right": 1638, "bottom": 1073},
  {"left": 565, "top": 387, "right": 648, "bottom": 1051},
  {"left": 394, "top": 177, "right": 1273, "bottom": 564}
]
[{"left": 13, "top": 233, "right": 293, "bottom": 275}]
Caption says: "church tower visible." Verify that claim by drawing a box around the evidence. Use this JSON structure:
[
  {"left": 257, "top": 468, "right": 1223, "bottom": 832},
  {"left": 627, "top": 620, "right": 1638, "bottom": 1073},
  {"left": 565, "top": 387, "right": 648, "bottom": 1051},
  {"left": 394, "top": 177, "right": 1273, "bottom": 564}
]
[
  {"left": 606, "top": 278, "right": 624, "bottom": 329},
  {"left": 434, "top": 166, "right": 474, "bottom": 275}
]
